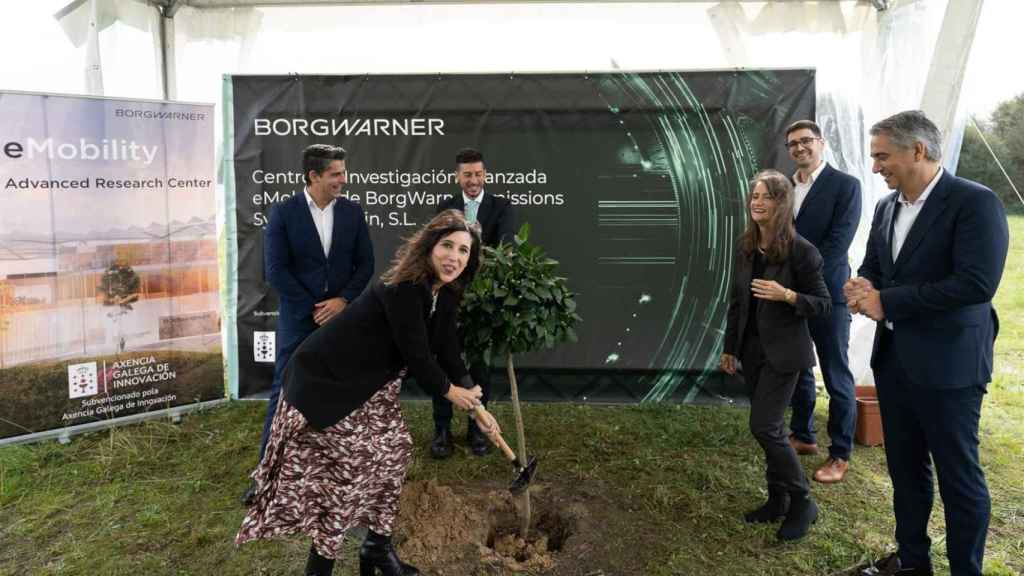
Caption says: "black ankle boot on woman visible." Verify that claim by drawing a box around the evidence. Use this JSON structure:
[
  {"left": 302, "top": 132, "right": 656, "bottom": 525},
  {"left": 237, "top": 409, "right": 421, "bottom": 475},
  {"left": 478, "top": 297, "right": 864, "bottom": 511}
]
[
  {"left": 304, "top": 544, "right": 335, "bottom": 576},
  {"left": 777, "top": 492, "right": 819, "bottom": 541},
  {"left": 743, "top": 487, "right": 790, "bottom": 523},
  {"left": 359, "top": 530, "right": 419, "bottom": 576}
]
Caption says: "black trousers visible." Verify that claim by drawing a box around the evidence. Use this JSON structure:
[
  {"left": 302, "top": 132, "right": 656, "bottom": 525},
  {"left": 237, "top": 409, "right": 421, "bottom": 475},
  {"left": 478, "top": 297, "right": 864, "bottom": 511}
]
[
  {"left": 742, "top": 334, "right": 809, "bottom": 497},
  {"left": 432, "top": 361, "right": 490, "bottom": 427},
  {"left": 874, "top": 328, "right": 990, "bottom": 576}
]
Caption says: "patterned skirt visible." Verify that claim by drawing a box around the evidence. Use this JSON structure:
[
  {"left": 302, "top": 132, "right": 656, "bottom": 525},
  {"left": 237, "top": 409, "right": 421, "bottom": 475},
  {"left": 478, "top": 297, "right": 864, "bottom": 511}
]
[{"left": 235, "top": 378, "right": 413, "bottom": 558}]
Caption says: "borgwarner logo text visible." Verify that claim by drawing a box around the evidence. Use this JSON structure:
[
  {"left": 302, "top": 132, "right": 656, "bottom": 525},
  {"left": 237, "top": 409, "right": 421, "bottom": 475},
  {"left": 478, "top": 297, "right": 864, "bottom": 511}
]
[
  {"left": 254, "top": 117, "right": 445, "bottom": 137},
  {"left": 115, "top": 108, "right": 207, "bottom": 121},
  {"left": 1, "top": 138, "right": 158, "bottom": 164}
]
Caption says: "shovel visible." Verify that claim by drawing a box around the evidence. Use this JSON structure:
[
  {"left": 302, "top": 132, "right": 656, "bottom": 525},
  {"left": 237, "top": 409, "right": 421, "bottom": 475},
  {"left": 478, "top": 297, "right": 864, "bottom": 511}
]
[{"left": 473, "top": 405, "right": 539, "bottom": 495}]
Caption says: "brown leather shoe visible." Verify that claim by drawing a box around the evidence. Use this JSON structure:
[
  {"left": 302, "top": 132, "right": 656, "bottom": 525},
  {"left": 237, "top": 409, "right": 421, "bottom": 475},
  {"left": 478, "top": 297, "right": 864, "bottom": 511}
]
[
  {"left": 813, "top": 457, "right": 849, "bottom": 483},
  {"left": 788, "top": 434, "right": 819, "bottom": 455}
]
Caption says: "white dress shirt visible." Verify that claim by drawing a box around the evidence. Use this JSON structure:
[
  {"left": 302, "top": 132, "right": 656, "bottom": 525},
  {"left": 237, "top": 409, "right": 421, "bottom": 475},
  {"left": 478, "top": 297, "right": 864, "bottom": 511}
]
[
  {"left": 793, "top": 160, "right": 827, "bottom": 217},
  {"left": 892, "top": 168, "right": 943, "bottom": 262},
  {"left": 885, "top": 167, "right": 943, "bottom": 330},
  {"left": 304, "top": 188, "right": 336, "bottom": 258}
]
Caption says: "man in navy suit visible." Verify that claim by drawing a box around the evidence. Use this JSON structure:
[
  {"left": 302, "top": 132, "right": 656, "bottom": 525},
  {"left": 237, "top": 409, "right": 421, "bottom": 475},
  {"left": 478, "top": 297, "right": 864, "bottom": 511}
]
[
  {"left": 431, "top": 148, "right": 515, "bottom": 458},
  {"left": 242, "top": 144, "right": 374, "bottom": 505},
  {"left": 784, "top": 120, "right": 862, "bottom": 484},
  {"left": 847, "top": 111, "right": 1008, "bottom": 576}
]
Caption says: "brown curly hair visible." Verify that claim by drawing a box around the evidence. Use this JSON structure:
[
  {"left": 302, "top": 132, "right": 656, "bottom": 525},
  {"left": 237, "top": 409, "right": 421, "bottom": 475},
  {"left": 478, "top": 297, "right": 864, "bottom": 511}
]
[{"left": 380, "top": 209, "right": 483, "bottom": 293}]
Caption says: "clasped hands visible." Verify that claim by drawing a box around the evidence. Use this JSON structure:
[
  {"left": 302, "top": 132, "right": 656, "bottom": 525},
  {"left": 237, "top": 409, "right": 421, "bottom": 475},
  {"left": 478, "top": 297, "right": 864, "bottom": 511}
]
[
  {"left": 444, "top": 384, "right": 501, "bottom": 436},
  {"left": 843, "top": 277, "right": 884, "bottom": 321}
]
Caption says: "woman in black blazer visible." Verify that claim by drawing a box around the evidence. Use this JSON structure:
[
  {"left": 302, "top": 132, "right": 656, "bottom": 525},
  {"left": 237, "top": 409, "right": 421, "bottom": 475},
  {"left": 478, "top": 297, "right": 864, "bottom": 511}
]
[
  {"left": 236, "top": 210, "right": 498, "bottom": 576},
  {"left": 721, "top": 170, "right": 831, "bottom": 542}
]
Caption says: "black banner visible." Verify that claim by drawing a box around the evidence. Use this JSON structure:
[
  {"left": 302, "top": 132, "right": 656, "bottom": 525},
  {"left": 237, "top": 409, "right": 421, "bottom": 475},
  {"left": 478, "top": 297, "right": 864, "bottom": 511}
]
[{"left": 230, "top": 71, "right": 815, "bottom": 401}]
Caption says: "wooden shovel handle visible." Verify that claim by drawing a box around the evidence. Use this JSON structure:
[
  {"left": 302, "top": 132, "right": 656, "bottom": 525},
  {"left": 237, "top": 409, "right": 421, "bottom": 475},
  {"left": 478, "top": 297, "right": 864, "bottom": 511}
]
[{"left": 473, "top": 405, "right": 518, "bottom": 462}]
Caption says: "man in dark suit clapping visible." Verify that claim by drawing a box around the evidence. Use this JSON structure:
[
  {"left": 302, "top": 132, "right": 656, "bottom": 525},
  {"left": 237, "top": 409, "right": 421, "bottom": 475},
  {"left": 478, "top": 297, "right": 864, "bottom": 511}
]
[
  {"left": 242, "top": 144, "right": 374, "bottom": 505},
  {"left": 430, "top": 148, "right": 515, "bottom": 458},
  {"left": 849, "top": 111, "right": 1009, "bottom": 576}
]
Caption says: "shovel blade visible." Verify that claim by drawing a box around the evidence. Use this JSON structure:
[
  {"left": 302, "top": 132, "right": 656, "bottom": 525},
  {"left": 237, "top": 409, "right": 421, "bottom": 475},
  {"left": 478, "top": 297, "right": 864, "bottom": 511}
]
[{"left": 509, "top": 456, "right": 538, "bottom": 495}]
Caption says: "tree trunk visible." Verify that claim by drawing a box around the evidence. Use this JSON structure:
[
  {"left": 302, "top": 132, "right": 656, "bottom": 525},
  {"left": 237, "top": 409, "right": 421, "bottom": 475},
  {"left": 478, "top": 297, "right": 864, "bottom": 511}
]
[{"left": 506, "top": 353, "right": 531, "bottom": 538}]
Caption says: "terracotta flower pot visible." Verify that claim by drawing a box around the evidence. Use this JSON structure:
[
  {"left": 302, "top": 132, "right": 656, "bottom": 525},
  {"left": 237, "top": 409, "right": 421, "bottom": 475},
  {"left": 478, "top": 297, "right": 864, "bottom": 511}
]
[{"left": 855, "top": 385, "right": 884, "bottom": 446}]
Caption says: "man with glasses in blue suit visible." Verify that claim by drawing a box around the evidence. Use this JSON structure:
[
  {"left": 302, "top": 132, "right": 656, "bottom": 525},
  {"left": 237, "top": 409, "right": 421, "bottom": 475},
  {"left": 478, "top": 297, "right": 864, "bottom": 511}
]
[{"left": 784, "top": 120, "right": 862, "bottom": 485}]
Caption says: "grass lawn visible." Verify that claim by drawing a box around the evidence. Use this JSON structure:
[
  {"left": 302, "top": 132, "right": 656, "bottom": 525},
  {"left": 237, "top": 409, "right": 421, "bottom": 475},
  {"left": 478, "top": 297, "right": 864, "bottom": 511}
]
[{"left": 1, "top": 215, "right": 1022, "bottom": 576}]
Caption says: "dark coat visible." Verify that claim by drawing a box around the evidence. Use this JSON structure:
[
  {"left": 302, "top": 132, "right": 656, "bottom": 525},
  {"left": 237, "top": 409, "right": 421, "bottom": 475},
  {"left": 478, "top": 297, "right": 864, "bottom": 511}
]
[
  {"left": 283, "top": 280, "right": 472, "bottom": 430},
  {"left": 794, "top": 164, "right": 862, "bottom": 303},
  {"left": 264, "top": 193, "right": 374, "bottom": 334},
  {"left": 858, "top": 171, "right": 1009, "bottom": 390},
  {"left": 437, "top": 191, "right": 515, "bottom": 247},
  {"left": 724, "top": 235, "right": 832, "bottom": 372}
]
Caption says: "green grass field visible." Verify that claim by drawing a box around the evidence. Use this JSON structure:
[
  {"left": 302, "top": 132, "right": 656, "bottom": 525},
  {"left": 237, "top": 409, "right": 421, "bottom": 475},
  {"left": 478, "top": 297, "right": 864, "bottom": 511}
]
[{"left": 1, "top": 216, "right": 1021, "bottom": 575}]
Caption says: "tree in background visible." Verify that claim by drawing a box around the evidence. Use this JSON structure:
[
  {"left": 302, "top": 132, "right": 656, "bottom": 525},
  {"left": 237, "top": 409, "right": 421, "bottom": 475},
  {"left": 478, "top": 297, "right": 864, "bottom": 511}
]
[
  {"left": 97, "top": 263, "right": 140, "bottom": 353},
  {"left": 958, "top": 93, "right": 1024, "bottom": 212}
]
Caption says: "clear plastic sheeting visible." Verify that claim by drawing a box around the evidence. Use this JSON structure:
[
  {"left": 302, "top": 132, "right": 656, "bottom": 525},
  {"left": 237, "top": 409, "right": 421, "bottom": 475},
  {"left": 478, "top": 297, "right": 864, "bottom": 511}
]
[{"left": 5, "top": 0, "right": 977, "bottom": 392}]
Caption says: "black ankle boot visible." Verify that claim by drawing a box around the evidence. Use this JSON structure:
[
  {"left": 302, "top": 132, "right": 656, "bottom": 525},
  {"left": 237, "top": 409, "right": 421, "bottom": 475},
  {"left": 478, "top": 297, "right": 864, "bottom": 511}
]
[
  {"left": 743, "top": 487, "right": 789, "bottom": 523},
  {"left": 777, "top": 493, "right": 818, "bottom": 541},
  {"left": 305, "top": 545, "right": 335, "bottom": 576},
  {"left": 467, "top": 417, "right": 491, "bottom": 456},
  {"left": 359, "top": 530, "right": 419, "bottom": 576},
  {"left": 430, "top": 425, "right": 452, "bottom": 459}
]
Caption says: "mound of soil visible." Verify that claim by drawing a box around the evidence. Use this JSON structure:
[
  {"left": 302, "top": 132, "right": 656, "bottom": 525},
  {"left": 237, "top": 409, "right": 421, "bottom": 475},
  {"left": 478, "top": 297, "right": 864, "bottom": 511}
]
[{"left": 394, "top": 480, "right": 584, "bottom": 575}]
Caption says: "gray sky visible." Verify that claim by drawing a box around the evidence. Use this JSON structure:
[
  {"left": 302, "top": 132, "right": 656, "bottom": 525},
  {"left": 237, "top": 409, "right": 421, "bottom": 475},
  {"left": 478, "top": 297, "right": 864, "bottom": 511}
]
[{"left": 962, "top": 0, "right": 1024, "bottom": 118}]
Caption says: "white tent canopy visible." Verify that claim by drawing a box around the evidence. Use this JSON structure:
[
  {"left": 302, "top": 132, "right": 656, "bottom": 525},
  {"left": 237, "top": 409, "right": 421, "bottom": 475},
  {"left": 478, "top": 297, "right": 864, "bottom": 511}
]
[{"left": 31, "top": 0, "right": 979, "bottom": 189}]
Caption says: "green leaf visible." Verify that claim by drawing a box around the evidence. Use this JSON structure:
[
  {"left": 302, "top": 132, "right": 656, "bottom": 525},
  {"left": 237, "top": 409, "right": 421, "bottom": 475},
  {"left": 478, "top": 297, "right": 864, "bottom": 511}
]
[
  {"left": 458, "top": 223, "right": 581, "bottom": 360},
  {"left": 515, "top": 222, "right": 531, "bottom": 244}
]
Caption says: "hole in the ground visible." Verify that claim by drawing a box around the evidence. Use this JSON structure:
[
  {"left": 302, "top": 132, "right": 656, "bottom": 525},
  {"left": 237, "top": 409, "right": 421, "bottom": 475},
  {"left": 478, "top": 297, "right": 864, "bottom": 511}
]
[
  {"left": 484, "top": 500, "right": 577, "bottom": 566},
  {"left": 536, "top": 509, "right": 575, "bottom": 552}
]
